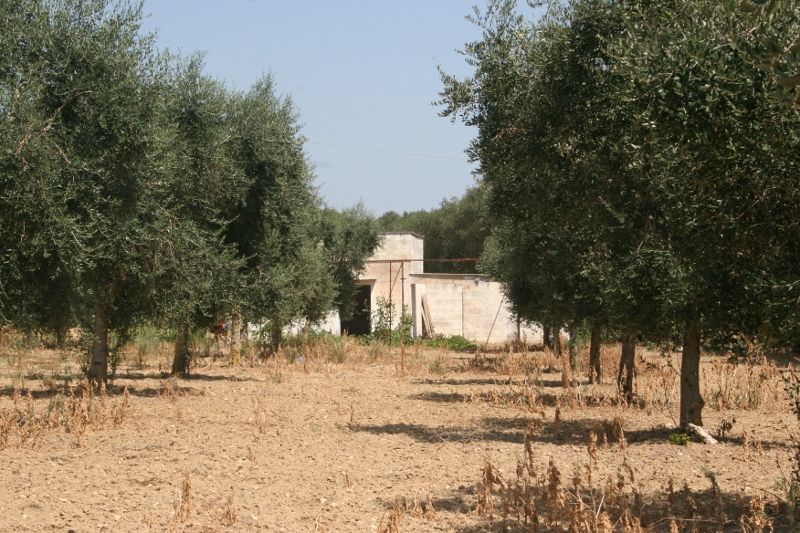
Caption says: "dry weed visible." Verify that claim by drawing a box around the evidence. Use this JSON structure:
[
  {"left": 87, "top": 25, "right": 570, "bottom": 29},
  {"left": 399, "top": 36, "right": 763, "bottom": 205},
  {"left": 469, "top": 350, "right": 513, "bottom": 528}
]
[
  {"left": 111, "top": 386, "right": 130, "bottom": 426},
  {"left": 221, "top": 493, "right": 237, "bottom": 526},
  {"left": 704, "top": 357, "right": 782, "bottom": 411},
  {"left": 173, "top": 472, "right": 192, "bottom": 524},
  {"left": 740, "top": 495, "right": 773, "bottom": 532},
  {"left": 159, "top": 378, "right": 182, "bottom": 401},
  {"left": 378, "top": 498, "right": 403, "bottom": 533},
  {"left": 0, "top": 380, "right": 132, "bottom": 449},
  {"left": 251, "top": 397, "right": 269, "bottom": 434},
  {"left": 473, "top": 425, "right": 780, "bottom": 531}
]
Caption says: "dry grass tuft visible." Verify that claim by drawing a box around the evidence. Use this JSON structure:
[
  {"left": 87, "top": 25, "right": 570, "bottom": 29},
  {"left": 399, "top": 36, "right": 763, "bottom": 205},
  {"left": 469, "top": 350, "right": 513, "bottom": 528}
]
[
  {"left": 252, "top": 397, "right": 269, "bottom": 434},
  {"left": 0, "top": 380, "right": 132, "bottom": 449},
  {"left": 111, "top": 386, "right": 130, "bottom": 426},
  {"left": 159, "top": 378, "right": 182, "bottom": 401},
  {"left": 377, "top": 492, "right": 436, "bottom": 532},
  {"left": 173, "top": 471, "right": 192, "bottom": 524},
  {"left": 221, "top": 493, "right": 237, "bottom": 526},
  {"left": 378, "top": 499, "right": 403, "bottom": 533},
  {"left": 474, "top": 425, "right": 780, "bottom": 531}
]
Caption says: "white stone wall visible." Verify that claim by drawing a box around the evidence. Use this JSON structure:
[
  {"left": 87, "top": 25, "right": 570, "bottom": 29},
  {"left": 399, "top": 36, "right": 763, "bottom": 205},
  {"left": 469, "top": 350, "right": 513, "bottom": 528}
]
[
  {"left": 359, "top": 233, "right": 424, "bottom": 328},
  {"left": 285, "top": 311, "right": 341, "bottom": 336},
  {"left": 410, "top": 274, "right": 543, "bottom": 347},
  {"left": 350, "top": 233, "right": 543, "bottom": 346}
]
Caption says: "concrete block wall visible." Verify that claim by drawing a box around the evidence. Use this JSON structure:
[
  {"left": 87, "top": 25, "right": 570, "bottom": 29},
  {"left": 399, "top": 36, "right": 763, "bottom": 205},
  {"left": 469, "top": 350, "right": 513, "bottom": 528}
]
[
  {"left": 359, "top": 233, "right": 424, "bottom": 328},
  {"left": 345, "top": 233, "right": 544, "bottom": 346},
  {"left": 285, "top": 311, "right": 341, "bottom": 336},
  {"left": 410, "top": 274, "right": 543, "bottom": 347}
]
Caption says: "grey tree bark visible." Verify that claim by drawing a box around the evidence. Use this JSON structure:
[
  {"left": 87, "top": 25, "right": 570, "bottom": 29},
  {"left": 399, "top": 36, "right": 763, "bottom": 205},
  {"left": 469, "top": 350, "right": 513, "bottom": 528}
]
[
  {"left": 617, "top": 334, "right": 636, "bottom": 403},
  {"left": 270, "top": 321, "right": 283, "bottom": 355},
  {"left": 680, "top": 320, "right": 704, "bottom": 429},
  {"left": 88, "top": 300, "right": 109, "bottom": 383},
  {"left": 567, "top": 322, "right": 578, "bottom": 372},
  {"left": 589, "top": 325, "right": 601, "bottom": 384},
  {"left": 172, "top": 323, "right": 191, "bottom": 375},
  {"left": 230, "top": 313, "right": 241, "bottom": 366}
]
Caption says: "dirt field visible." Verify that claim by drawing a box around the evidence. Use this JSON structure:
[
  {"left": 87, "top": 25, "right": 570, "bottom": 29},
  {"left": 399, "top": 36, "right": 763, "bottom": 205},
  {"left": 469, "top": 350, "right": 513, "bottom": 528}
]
[{"left": 0, "top": 341, "right": 794, "bottom": 531}]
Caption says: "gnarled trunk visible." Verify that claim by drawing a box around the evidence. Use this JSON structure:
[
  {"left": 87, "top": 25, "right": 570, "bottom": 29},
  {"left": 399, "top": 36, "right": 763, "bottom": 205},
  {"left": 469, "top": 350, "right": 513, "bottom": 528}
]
[
  {"left": 88, "top": 300, "right": 109, "bottom": 383},
  {"left": 270, "top": 321, "right": 283, "bottom": 355},
  {"left": 589, "top": 325, "right": 601, "bottom": 384},
  {"left": 617, "top": 334, "right": 636, "bottom": 403},
  {"left": 552, "top": 326, "right": 562, "bottom": 356},
  {"left": 680, "top": 320, "right": 704, "bottom": 429},
  {"left": 172, "top": 323, "right": 191, "bottom": 375},
  {"left": 554, "top": 326, "right": 571, "bottom": 388},
  {"left": 567, "top": 322, "right": 578, "bottom": 372},
  {"left": 543, "top": 325, "right": 552, "bottom": 349},
  {"left": 230, "top": 313, "right": 241, "bottom": 366}
]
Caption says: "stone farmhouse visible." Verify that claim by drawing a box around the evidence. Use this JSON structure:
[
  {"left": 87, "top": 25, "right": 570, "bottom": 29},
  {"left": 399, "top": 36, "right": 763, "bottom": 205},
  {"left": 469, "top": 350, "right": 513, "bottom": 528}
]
[{"left": 314, "top": 232, "right": 542, "bottom": 347}]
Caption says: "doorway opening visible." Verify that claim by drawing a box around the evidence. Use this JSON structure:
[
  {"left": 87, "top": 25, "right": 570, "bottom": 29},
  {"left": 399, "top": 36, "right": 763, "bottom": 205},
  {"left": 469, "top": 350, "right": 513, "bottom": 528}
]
[{"left": 341, "top": 284, "right": 372, "bottom": 336}]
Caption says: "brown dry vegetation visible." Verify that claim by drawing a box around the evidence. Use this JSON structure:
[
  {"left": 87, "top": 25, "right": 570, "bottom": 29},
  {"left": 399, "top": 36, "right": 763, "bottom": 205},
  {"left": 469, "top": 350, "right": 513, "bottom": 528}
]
[{"left": 0, "top": 333, "right": 795, "bottom": 531}]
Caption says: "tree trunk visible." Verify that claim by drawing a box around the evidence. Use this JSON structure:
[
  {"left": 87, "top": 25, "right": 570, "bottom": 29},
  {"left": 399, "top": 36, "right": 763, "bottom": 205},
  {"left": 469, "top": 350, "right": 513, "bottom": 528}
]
[
  {"left": 88, "top": 300, "right": 109, "bottom": 383},
  {"left": 617, "top": 334, "right": 636, "bottom": 403},
  {"left": 230, "top": 313, "right": 241, "bottom": 366},
  {"left": 270, "top": 321, "right": 283, "bottom": 355},
  {"left": 552, "top": 326, "right": 562, "bottom": 356},
  {"left": 543, "top": 325, "right": 551, "bottom": 349},
  {"left": 172, "top": 323, "right": 191, "bottom": 375},
  {"left": 588, "top": 325, "right": 601, "bottom": 384},
  {"left": 55, "top": 325, "right": 66, "bottom": 349},
  {"left": 554, "top": 326, "right": 571, "bottom": 387},
  {"left": 680, "top": 320, "right": 704, "bottom": 429},
  {"left": 567, "top": 322, "right": 578, "bottom": 372}
]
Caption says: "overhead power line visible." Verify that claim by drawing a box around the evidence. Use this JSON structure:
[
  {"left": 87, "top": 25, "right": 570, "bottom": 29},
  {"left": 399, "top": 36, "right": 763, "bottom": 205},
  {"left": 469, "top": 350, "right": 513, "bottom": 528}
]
[{"left": 306, "top": 140, "right": 470, "bottom": 161}]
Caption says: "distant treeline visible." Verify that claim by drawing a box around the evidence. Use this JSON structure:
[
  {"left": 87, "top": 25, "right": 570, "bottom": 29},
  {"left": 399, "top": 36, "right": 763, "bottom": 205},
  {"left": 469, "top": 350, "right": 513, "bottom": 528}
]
[{"left": 378, "top": 186, "right": 488, "bottom": 273}]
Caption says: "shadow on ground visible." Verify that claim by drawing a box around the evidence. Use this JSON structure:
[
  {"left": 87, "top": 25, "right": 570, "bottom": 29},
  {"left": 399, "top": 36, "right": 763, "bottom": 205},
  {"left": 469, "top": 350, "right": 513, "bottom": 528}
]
[
  {"left": 350, "top": 422, "right": 523, "bottom": 444},
  {"left": 409, "top": 389, "right": 644, "bottom": 409},
  {"left": 351, "top": 415, "right": 790, "bottom": 450},
  {"left": 0, "top": 382, "right": 205, "bottom": 399}
]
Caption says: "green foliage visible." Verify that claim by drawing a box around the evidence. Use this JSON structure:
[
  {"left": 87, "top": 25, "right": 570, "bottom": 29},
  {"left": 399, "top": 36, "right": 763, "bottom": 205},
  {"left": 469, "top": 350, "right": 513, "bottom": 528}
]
[
  {"left": 669, "top": 433, "right": 690, "bottom": 446},
  {"left": 223, "top": 76, "right": 335, "bottom": 333},
  {"left": 378, "top": 186, "right": 488, "bottom": 273},
  {"left": 0, "top": 0, "right": 350, "bottom": 376},
  {"left": 439, "top": 0, "right": 800, "bottom": 427},
  {"left": 425, "top": 335, "right": 477, "bottom": 353},
  {"left": 132, "top": 325, "right": 168, "bottom": 359},
  {"left": 153, "top": 54, "right": 246, "bottom": 334},
  {"left": 320, "top": 205, "right": 381, "bottom": 321},
  {"left": 369, "top": 297, "right": 412, "bottom": 345},
  {"left": 0, "top": 0, "right": 184, "bottom": 380}
]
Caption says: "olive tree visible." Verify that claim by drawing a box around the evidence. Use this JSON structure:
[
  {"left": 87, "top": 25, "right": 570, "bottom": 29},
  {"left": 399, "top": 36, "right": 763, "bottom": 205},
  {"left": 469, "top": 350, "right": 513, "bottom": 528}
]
[
  {"left": 0, "top": 0, "right": 179, "bottom": 381},
  {"left": 224, "top": 77, "right": 335, "bottom": 357},
  {"left": 608, "top": 0, "right": 800, "bottom": 427}
]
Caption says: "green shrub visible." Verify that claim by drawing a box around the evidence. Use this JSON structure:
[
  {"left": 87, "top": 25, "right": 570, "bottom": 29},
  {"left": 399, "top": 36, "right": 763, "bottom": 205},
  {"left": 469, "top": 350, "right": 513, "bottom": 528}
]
[
  {"left": 132, "top": 325, "right": 168, "bottom": 358},
  {"left": 669, "top": 432, "right": 689, "bottom": 446},
  {"left": 370, "top": 297, "right": 412, "bottom": 346},
  {"left": 425, "top": 335, "right": 477, "bottom": 352}
]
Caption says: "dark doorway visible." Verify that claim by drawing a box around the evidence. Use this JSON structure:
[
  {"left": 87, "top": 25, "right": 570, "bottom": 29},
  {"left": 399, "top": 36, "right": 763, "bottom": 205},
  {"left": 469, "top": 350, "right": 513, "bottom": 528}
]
[{"left": 341, "top": 284, "right": 371, "bottom": 336}]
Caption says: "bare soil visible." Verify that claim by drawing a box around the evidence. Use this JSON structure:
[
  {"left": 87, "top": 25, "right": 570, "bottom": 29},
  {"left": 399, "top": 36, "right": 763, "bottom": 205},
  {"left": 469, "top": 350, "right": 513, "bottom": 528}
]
[{"left": 0, "top": 345, "right": 793, "bottom": 532}]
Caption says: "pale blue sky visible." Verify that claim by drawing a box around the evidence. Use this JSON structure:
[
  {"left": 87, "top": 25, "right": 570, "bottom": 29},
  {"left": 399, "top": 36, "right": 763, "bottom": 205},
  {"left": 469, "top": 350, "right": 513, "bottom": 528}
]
[{"left": 139, "top": 1, "right": 523, "bottom": 215}]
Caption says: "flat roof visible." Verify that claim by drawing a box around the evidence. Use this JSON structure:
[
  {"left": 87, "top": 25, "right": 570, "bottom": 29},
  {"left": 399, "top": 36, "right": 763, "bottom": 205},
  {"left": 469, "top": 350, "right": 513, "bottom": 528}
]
[
  {"left": 379, "top": 231, "right": 425, "bottom": 240},
  {"left": 409, "top": 273, "right": 491, "bottom": 280}
]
